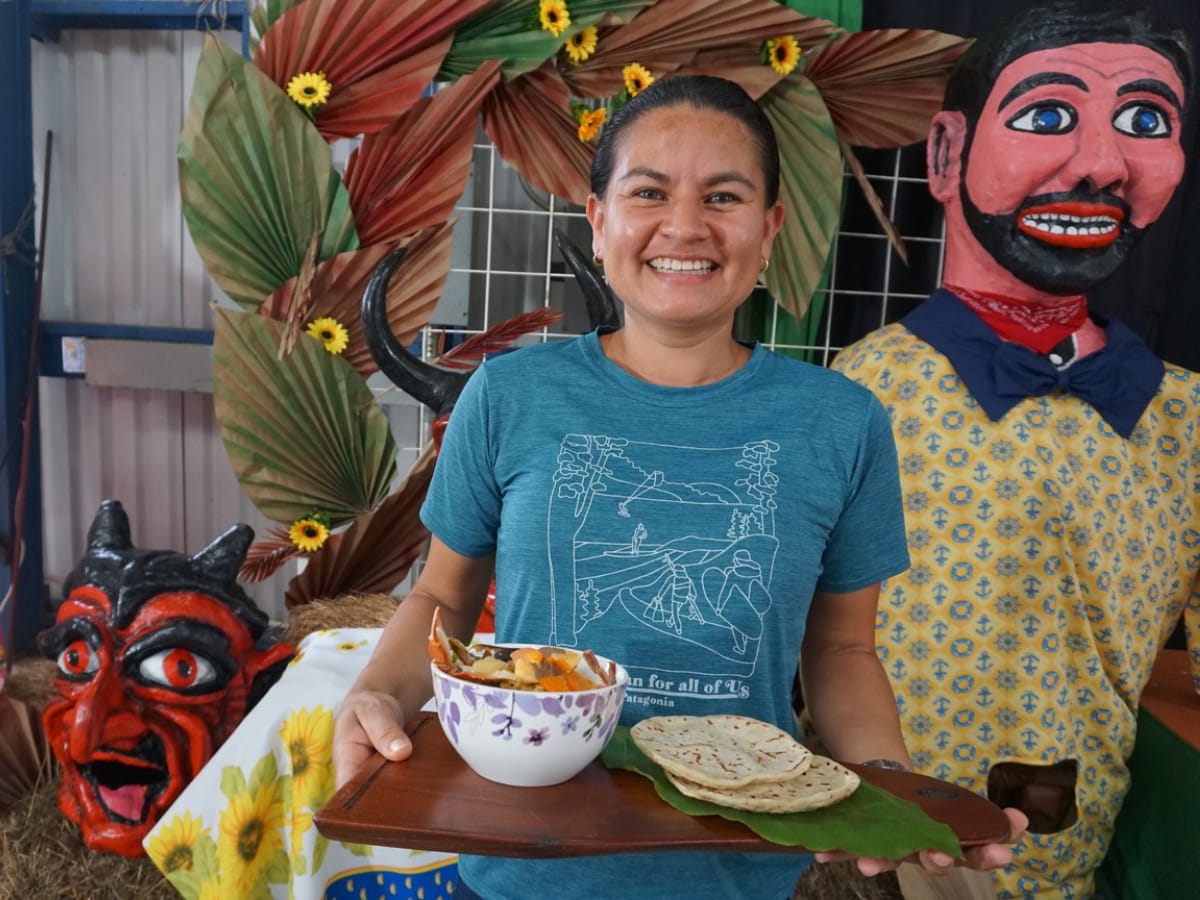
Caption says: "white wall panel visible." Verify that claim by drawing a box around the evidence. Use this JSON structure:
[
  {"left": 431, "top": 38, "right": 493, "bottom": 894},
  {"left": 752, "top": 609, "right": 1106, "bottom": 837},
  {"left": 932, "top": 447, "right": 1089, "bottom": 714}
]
[{"left": 29, "top": 27, "right": 426, "bottom": 621}]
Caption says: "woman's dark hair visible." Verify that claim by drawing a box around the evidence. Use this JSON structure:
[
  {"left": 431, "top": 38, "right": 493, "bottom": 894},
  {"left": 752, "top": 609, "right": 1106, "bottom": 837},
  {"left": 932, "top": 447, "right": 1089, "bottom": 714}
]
[
  {"left": 589, "top": 74, "right": 781, "bottom": 205},
  {"left": 945, "top": 0, "right": 1193, "bottom": 127}
]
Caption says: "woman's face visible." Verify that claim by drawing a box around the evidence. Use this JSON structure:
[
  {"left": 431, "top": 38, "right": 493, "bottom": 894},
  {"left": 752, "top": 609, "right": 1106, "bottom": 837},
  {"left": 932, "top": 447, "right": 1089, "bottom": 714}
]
[{"left": 586, "top": 105, "right": 784, "bottom": 335}]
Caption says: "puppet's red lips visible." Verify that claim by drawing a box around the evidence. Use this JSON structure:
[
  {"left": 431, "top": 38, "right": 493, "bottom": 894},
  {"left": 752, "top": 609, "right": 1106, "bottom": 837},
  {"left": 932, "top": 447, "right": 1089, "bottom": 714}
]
[{"left": 1018, "top": 202, "right": 1125, "bottom": 248}]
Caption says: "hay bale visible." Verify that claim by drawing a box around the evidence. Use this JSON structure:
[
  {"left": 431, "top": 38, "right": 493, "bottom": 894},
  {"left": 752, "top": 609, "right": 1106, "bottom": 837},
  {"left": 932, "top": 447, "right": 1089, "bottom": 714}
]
[
  {"left": 285, "top": 592, "right": 402, "bottom": 644},
  {"left": 3, "top": 656, "right": 58, "bottom": 710},
  {"left": 0, "top": 772, "right": 175, "bottom": 900}
]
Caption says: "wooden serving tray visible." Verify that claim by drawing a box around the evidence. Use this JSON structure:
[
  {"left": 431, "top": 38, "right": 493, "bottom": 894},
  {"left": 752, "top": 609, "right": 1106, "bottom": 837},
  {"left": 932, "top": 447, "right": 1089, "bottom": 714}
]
[{"left": 315, "top": 712, "right": 1010, "bottom": 858}]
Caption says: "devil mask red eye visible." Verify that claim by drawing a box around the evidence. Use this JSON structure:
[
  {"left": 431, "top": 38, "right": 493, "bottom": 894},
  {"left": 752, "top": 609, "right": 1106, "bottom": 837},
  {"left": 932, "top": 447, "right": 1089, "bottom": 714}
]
[{"left": 57, "top": 640, "right": 100, "bottom": 679}]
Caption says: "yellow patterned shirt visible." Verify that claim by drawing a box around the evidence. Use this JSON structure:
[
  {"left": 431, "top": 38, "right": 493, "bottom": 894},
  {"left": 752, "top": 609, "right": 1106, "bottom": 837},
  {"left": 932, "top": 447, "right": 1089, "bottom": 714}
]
[{"left": 833, "top": 315, "right": 1200, "bottom": 900}]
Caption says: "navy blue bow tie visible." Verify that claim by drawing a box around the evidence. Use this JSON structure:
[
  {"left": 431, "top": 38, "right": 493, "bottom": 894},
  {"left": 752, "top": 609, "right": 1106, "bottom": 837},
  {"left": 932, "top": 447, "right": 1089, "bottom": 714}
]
[
  {"left": 992, "top": 340, "right": 1120, "bottom": 404},
  {"left": 902, "top": 290, "right": 1165, "bottom": 438}
]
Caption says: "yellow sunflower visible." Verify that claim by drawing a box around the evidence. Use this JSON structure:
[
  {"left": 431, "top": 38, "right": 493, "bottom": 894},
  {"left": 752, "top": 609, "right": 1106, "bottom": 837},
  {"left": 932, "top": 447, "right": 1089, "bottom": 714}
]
[
  {"left": 305, "top": 316, "right": 349, "bottom": 354},
  {"left": 216, "top": 780, "right": 286, "bottom": 895},
  {"left": 146, "top": 811, "right": 207, "bottom": 874},
  {"left": 538, "top": 0, "right": 570, "bottom": 37},
  {"left": 764, "top": 35, "right": 802, "bottom": 76},
  {"left": 289, "top": 516, "right": 329, "bottom": 553},
  {"left": 288, "top": 809, "right": 314, "bottom": 864},
  {"left": 563, "top": 25, "right": 598, "bottom": 65},
  {"left": 623, "top": 62, "right": 654, "bottom": 97},
  {"left": 285, "top": 71, "right": 332, "bottom": 109},
  {"left": 279, "top": 706, "right": 335, "bottom": 808},
  {"left": 196, "top": 879, "right": 224, "bottom": 900},
  {"left": 577, "top": 107, "right": 607, "bottom": 142}
]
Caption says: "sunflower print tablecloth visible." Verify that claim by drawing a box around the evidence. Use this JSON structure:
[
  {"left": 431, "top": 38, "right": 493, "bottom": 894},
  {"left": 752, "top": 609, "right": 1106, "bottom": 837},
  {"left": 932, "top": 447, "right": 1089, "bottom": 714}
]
[{"left": 143, "top": 628, "right": 460, "bottom": 900}]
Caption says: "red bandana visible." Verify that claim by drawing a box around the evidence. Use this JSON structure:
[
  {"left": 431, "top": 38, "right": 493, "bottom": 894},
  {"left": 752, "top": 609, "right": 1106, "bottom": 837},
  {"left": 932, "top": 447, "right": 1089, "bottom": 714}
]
[{"left": 944, "top": 282, "right": 1088, "bottom": 355}]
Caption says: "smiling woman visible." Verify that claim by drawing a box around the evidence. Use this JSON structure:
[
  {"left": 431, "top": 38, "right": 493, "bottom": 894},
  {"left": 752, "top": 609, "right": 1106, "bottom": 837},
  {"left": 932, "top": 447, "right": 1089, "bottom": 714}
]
[
  {"left": 332, "top": 74, "right": 1025, "bottom": 900},
  {"left": 585, "top": 77, "right": 784, "bottom": 385}
]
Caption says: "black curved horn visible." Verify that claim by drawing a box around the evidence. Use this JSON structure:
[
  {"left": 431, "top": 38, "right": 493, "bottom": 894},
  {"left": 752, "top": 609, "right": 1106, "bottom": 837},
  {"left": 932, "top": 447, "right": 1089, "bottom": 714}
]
[
  {"left": 87, "top": 499, "right": 133, "bottom": 553},
  {"left": 191, "top": 523, "right": 255, "bottom": 583},
  {"left": 553, "top": 228, "right": 621, "bottom": 330},
  {"left": 362, "top": 246, "right": 469, "bottom": 418}
]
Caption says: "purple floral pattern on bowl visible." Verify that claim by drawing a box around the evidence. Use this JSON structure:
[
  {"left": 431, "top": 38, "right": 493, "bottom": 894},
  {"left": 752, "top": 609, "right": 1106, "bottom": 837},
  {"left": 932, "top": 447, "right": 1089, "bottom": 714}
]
[{"left": 430, "top": 654, "right": 628, "bottom": 787}]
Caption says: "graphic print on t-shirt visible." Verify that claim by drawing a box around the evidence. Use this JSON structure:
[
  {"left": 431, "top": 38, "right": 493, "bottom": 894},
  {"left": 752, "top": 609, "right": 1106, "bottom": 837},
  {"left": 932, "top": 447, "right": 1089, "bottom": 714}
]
[{"left": 547, "top": 434, "right": 779, "bottom": 701}]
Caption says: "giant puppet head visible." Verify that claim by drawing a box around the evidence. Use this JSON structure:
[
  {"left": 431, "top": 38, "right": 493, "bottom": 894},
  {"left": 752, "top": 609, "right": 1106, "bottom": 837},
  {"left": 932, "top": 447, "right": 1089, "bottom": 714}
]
[
  {"left": 36, "top": 500, "right": 294, "bottom": 856},
  {"left": 927, "top": 0, "right": 1193, "bottom": 300}
]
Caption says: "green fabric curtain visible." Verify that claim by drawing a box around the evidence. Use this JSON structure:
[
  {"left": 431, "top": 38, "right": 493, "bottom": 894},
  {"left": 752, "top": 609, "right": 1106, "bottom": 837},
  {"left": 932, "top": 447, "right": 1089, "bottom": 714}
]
[{"left": 1095, "top": 707, "right": 1200, "bottom": 900}]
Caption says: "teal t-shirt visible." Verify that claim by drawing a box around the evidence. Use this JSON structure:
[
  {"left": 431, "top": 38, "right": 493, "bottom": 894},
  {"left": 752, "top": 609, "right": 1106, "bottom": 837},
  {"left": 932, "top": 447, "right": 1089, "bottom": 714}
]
[{"left": 422, "top": 330, "right": 909, "bottom": 900}]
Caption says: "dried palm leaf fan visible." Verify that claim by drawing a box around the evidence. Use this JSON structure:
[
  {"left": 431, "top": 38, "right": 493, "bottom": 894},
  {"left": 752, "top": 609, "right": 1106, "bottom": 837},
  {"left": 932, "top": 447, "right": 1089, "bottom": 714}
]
[{"left": 0, "top": 693, "right": 54, "bottom": 817}]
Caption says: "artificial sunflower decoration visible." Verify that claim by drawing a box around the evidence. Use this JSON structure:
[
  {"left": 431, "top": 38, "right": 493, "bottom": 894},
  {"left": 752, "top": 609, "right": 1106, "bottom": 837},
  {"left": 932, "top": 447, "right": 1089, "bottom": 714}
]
[
  {"left": 623, "top": 62, "right": 654, "bottom": 97},
  {"left": 577, "top": 107, "right": 606, "bottom": 142},
  {"left": 538, "top": 0, "right": 570, "bottom": 38},
  {"left": 563, "top": 25, "right": 598, "bottom": 65},
  {"left": 285, "top": 71, "right": 332, "bottom": 110},
  {"left": 763, "top": 35, "right": 802, "bottom": 76},
  {"left": 304, "top": 316, "right": 349, "bottom": 355},
  {"left": 289, "top": 514, "right": 330, "bottom": 553}
]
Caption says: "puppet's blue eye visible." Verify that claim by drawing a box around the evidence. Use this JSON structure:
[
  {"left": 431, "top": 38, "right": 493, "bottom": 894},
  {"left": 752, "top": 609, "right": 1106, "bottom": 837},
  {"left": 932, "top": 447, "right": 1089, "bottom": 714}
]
[
  {"left": 1113, "top": 102, "right": 1170, "bottom": 137},
  {"left": 1008, "top": 103, "right": 1076, "bottom": 134}
]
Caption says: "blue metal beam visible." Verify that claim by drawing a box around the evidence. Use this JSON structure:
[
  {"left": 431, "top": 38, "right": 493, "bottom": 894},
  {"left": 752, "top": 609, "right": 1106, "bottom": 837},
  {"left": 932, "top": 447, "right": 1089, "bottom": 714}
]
[
  {"left": 31, "top": 1, "right": 251, "bottom": 55},
  {"left": 38, "top": 321, "right": 215, "bottom": 378},
  {"left": 0, "top": 0, "right": 48, "bottom": 657}
]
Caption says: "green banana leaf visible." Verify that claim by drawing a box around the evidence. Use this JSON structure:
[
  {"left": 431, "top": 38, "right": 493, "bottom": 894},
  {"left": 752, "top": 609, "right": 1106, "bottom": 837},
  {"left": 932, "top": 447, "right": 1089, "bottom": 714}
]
[
  {"left": 760, "top": 75, "right": 844, "bottom": 323},
  {"left": 602, "top": 727, "right": 961, "bottom": 859},
  {"left": 438, "top": 0, "right": 649, "bottom": 80},
  {"left": 568, "top": 0, "right": 656, "bottom": 21},
  {"left": 179, "top": 36, "right": 358, "bottom": 312},
  {"left": 212, "top": 308, "right": 397, "bottom": 527},
  {"left": 437, "top": 0, "right": 559, "bottom": 80}
]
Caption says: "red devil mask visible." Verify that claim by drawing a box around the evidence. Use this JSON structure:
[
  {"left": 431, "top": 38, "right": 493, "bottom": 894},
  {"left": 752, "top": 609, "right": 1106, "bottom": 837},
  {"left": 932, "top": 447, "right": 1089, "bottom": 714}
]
[{"left": 37, "top": 500, "right": 293, "bottom": 856}]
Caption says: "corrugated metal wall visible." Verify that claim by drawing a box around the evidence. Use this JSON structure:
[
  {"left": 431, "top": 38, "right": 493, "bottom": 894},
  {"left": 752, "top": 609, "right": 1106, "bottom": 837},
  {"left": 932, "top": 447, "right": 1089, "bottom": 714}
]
[{"left": 31, "top": 28, "right": 426, "bottom": 621}]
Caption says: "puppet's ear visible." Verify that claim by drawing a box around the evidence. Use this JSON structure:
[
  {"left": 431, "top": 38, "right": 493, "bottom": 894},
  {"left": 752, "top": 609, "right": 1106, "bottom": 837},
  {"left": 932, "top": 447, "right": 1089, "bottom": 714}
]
[{"left": 927, "top": 110, "right": 968, "bottom": 205}]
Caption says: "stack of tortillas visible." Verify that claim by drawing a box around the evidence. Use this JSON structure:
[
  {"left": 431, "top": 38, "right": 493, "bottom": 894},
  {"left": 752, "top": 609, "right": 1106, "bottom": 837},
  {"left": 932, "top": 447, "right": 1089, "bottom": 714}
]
[{"left": 630, "top": 714, "right": 860, "bottom": 813}]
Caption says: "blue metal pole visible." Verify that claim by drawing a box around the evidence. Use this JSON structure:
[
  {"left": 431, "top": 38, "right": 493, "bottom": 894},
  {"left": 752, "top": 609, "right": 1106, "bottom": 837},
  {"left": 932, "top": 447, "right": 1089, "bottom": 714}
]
[{"left": 0, "top": 0, "right": 48, "bottom": 661}]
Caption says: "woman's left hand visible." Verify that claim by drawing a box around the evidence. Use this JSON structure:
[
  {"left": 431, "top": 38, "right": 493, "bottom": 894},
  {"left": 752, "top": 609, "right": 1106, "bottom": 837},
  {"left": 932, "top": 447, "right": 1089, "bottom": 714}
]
[{"left": 813, "top": 807, "right": 1028, "bottom": 877}]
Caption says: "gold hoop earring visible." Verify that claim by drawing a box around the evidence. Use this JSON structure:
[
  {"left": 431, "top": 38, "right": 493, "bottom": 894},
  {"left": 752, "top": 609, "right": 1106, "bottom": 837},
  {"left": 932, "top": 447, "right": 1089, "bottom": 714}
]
[
  {"left": 760, "top": 256, "right": 769, "bottom": 273},
  {"left": 592, "top": 254, "right": 603, "bottom": 267}
]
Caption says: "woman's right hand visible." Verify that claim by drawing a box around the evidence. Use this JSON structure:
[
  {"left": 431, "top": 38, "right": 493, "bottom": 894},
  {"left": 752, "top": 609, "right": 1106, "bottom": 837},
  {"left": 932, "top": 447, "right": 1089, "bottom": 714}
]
[{"left": 333, "top": 689, "right": 413, "bottom": 789}]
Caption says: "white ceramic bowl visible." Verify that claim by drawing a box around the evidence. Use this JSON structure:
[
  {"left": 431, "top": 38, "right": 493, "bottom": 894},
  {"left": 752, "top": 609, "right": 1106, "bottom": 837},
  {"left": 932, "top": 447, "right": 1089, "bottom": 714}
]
[{"left": 430, "top": 648, "right": 628, "bottom": 787}]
